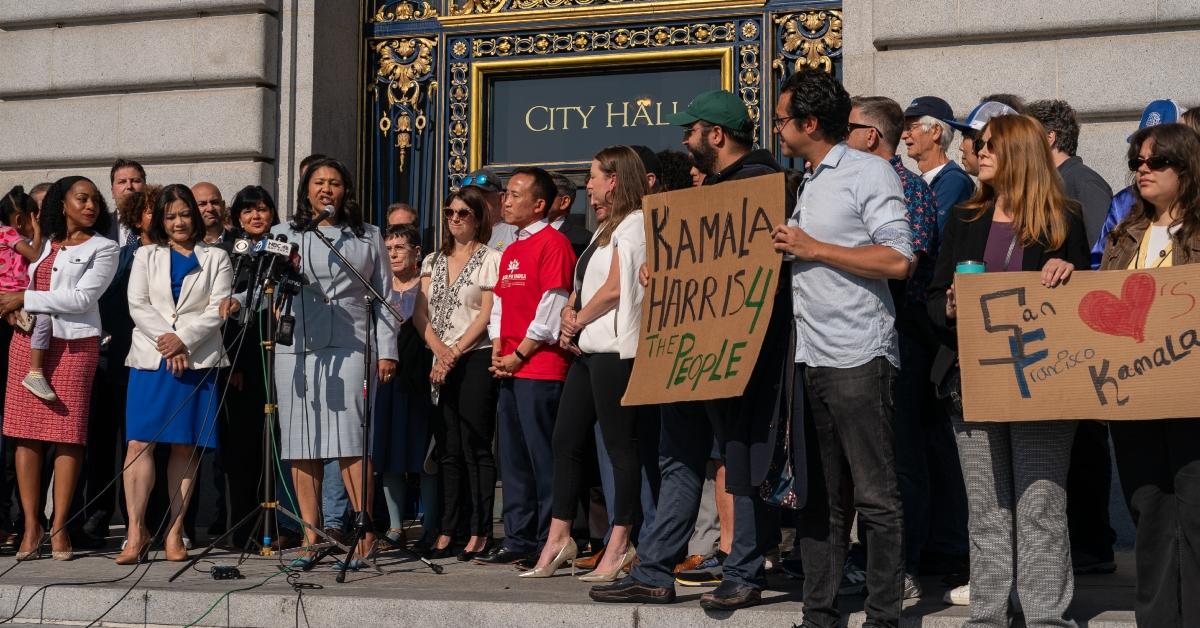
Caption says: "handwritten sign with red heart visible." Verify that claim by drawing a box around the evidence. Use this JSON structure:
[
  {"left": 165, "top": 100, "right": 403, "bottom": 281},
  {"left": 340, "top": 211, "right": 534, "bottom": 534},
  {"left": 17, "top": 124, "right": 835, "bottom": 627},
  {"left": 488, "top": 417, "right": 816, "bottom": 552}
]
[{"left": 1077, "top": 273, "right": 1156, "bottom": 343}]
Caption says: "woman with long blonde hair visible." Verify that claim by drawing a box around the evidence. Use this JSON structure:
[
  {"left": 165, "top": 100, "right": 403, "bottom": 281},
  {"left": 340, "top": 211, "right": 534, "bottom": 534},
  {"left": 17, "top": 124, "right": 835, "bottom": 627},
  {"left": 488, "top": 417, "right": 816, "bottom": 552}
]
[
  {"left": 518, "top": 146, "right": 650, "bottom": 580},
  {"left": 926, "top": 114, "right": 1090, "bottom": 627}
]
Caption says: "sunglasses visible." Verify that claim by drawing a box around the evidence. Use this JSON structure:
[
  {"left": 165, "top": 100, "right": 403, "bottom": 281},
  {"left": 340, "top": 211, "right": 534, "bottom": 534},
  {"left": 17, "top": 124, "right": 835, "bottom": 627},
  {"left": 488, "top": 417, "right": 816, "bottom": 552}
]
[
  {"left": 847, "top": 122, "right": 878, "bottom": 135},
  {"left": 1128, "top": 155, "right": 1179, "bottom": 172},
  {"left": 979, "top": 137, "right": 997, "bottom": 154},
  {"left": 462, "top": 174, "right": 495, "bottom": 188},
  {"left": 443, "top": 207, "right": 473, "bottom": 220}
]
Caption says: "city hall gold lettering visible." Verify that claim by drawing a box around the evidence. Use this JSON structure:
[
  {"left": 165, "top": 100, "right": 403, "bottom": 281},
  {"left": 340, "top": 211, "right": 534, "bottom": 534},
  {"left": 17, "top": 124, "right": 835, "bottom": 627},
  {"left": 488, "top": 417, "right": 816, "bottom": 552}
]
[{"left": 524, "top": 101, "right": 681, "bottom": 132}]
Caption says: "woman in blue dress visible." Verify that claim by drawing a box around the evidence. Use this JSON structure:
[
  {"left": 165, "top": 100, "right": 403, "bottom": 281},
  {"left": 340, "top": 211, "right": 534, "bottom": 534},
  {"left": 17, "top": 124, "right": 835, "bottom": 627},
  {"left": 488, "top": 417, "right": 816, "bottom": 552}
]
[
  {"left": 115, "top": 184, "right": 232, "bottom": 564},
  {"left": 372, "top": 224, "right": 433, "bottom": 548}
]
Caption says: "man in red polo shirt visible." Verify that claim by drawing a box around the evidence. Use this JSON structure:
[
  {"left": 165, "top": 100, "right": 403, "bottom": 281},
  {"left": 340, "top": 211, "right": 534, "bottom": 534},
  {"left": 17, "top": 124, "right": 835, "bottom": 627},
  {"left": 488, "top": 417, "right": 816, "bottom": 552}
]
[{"left": 474, "top": 166, "right": 577, "bottom": 565}]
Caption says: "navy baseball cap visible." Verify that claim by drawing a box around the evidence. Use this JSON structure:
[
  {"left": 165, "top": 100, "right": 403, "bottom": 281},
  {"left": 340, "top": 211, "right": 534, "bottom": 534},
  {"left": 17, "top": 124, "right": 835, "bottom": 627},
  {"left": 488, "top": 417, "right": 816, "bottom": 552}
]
[
  {"left": 947, "top": 101, "right": 1019, "bottom": 135},
  {"left": 1128, "top": 99, "right": 1184, "bottom": 141},
  {"left": 904, "top": 96, "right": 955, "bottom": 122}
]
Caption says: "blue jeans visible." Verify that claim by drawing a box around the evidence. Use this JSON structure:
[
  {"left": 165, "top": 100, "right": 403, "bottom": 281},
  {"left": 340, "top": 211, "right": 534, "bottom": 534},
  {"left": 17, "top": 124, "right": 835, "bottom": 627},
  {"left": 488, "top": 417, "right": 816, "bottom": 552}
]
[
  {"left": 321, "top": 459, "right": 351, "bottom": 530},
  {"left": 798, "top": 358, "right": 903, "bottom": 628},
  {"left": 630, "top": 401, "right": 775, "bottom": 589}
]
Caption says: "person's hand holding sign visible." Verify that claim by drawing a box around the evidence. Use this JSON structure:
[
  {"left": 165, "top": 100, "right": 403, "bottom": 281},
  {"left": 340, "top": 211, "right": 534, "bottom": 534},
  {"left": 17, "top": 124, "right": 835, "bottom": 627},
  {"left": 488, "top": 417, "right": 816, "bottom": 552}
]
[
  {"left": 1040, "top": 258, "right": 1074, "bottom": 288},
  {"left": 771, "top": 223, "right": 820, "bottom": 260}
]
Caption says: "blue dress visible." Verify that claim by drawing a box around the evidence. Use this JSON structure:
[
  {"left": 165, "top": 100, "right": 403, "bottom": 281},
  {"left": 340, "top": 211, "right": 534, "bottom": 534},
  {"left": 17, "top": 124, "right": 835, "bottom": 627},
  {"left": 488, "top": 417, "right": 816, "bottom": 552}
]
[
  {"left": 125, "top": 249, "right": 219, "bottom": 448},
  {"left": 371, "top": 282, "right": 432, "bottom": 473}
]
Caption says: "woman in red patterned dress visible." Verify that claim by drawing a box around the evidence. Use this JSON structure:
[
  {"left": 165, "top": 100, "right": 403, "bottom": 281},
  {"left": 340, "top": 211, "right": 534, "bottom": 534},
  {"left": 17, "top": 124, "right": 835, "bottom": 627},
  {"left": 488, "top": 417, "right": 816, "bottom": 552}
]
[{"left": 0, "top": 176, "right": 119, "bottom": 561}]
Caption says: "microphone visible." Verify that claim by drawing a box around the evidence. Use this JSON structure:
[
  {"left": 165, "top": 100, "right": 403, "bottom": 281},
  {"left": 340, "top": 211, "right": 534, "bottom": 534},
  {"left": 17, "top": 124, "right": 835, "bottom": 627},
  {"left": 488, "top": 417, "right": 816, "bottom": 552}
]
[
  {"left": 228, "top": 236, "right": 255, "bottom": 289},
  {"left": 309, "top": 205, "right": 335, "bottom": 229},
  {"left": 247, "top": 234, "right": 289, "bottom": 316}
]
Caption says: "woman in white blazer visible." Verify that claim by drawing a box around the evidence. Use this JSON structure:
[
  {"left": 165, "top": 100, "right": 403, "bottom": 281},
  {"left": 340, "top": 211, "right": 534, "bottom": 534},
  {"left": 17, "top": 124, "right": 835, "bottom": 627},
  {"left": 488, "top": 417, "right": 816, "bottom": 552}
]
[
  {"left": 523, "top": 147, "right": 649, "bottom": 579},
  {"left": 0, "top": 176, "right": 119, "bottom": 561},
  {"left": 114, "top": 184, "right": 232, "bottom": 565}
]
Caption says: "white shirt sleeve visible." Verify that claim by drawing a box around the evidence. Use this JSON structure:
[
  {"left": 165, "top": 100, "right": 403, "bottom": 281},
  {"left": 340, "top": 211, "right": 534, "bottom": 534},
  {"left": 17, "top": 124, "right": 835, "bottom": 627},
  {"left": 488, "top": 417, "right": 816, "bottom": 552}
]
[
  {"left": 488, "top": 293, "right": 502, "bottom": 340},
  {"left": 525, "top": 288, "right": 569, "bottom": 343}
]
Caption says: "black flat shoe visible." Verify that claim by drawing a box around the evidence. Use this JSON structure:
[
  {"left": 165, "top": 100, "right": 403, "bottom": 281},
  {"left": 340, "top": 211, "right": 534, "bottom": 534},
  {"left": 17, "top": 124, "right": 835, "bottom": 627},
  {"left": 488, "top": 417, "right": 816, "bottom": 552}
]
[
  {"left": 428, "top": 546, "right": 455, "bottom": 559},
  {"left": 589, "top": 575, "right": 675, "bottom": 604},
  {"left": 473, "top": 546, "right": 531, "bottom": 565},
  {"left": 698, "top": 580, "right": 762, "bottom": 611}
]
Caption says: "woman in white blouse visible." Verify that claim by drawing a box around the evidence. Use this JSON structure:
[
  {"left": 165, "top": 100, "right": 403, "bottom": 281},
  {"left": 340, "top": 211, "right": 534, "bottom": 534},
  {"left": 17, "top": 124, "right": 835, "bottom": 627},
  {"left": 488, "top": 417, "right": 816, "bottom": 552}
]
[
  {"left": 413, "top": 186, "right": 501, "bottom": 560},
  {"left": 520, "top": 146, "right": 648, "bottom": 579}
]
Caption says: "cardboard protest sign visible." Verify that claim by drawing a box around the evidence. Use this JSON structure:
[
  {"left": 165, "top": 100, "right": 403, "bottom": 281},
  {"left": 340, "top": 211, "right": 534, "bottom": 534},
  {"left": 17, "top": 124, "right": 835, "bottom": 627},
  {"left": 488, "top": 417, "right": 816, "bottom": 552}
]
[
  {"left": 956, "top": 265, "right": 1200, "bottom": 421},
  {"left": 622, "top": 172, "right": 785, "bottom": 406}
]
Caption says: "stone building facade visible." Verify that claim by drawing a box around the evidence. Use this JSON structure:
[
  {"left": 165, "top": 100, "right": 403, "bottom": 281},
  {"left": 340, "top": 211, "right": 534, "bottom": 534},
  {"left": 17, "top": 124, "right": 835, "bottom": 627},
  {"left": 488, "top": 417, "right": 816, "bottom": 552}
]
[
  {"left": 0, "top": 0, "right": 361, "bottom": 216},
  {"left": 844, "top": 0, "right": 1200, "bottom": 190},
  {"left": 2, "top": 1, "right": 1199, "bottom": 218}
]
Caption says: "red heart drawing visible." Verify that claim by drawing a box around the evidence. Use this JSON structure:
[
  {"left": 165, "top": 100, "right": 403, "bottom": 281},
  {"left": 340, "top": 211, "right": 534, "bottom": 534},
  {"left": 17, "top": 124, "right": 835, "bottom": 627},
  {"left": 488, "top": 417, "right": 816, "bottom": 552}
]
[{"left": 1078, "top": 273, "right": 1156, "bottom": 343}]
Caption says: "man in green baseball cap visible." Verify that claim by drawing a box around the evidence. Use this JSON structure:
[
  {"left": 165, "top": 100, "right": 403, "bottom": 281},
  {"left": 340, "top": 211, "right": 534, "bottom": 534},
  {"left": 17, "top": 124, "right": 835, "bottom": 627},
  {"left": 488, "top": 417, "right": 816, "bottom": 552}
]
[
  {"left": 590, "top": 88, "right": 786, "bottom": 612},
  {"left": 661, "top": 89, "right": 776, "bottom": 184}
]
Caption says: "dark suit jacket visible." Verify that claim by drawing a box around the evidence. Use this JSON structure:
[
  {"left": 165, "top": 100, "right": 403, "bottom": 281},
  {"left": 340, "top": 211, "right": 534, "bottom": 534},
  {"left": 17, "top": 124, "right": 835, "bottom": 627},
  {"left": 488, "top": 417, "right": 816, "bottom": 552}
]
[
  {"left": 926, "top": 204, "right": 1091, "bottom": 387},
  {"left": 556, "top": 218, "right": 592, "bottom": 258}
]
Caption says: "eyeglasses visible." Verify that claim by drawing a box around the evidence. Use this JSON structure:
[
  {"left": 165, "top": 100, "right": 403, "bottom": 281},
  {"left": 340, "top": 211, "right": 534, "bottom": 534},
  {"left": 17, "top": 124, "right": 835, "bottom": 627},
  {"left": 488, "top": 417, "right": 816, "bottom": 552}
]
[
  {"left": 1129, "top": 155, "right": 1179, "bottom": 172},
  {"left": 443, "top": 207, "right": 473, "bottom": 220},
  {"left": 847, "top": 122, "right": 878, "bottom": 135},
  {"left": 771, "top": 116, "right": 796, "bottom": 133},
  {"left": 682, "top": 123, "right": 710, "bottom": 140}
]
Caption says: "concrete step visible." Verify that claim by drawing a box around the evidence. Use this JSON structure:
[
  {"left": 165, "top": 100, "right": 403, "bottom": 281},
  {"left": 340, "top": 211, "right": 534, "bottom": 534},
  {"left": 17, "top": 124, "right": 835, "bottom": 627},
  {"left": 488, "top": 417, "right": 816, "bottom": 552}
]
[{"left": 0, "top": 548, "right": 1137, "bottom": 628}]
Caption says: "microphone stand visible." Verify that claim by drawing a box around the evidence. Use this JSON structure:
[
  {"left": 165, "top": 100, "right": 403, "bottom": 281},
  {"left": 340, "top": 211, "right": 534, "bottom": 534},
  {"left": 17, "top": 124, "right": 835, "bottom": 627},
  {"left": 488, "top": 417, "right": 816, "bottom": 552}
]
[
  {"left": 304, "top": 221, "right": 443, "bottom": 582},
  {"left": 170, "top": 274, "right": 351, "bottom": 581}
]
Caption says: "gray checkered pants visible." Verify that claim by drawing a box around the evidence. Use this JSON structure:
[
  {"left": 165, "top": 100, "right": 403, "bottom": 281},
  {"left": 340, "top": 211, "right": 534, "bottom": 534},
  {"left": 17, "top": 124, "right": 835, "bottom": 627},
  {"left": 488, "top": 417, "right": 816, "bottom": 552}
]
[{"left": 951, "top": 414, "right": 1077, "bottom": 628}]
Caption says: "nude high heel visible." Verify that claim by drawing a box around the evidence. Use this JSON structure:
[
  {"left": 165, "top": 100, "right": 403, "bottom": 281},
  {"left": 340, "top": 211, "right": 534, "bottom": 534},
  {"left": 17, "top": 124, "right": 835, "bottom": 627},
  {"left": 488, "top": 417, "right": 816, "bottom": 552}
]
[
  {"left": 578, "top": 547, "right": 636, "bottom": 582},
  {"left": 517, "top": 538, "right": 578, "bottom": 578}
]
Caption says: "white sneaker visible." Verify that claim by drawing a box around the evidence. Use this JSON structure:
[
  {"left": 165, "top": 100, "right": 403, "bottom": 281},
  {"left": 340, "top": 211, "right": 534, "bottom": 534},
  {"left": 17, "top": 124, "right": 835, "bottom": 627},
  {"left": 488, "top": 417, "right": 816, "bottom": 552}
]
[
  {"left": 22, "top": 372, "right": 58, "bottom": 402},
  {"left": 943, "top": 583, "right": 970, "bottom": 606}
]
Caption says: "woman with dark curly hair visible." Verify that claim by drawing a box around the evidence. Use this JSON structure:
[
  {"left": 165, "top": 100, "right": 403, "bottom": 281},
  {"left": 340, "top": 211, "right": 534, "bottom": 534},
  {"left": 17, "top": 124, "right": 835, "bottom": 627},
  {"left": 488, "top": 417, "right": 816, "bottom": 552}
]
[
  {"left": 269, "top": 158, "right": 397, "bottom": 568},
  {"left": 0, "top": 176, "right": 119, "bottom": 561}
]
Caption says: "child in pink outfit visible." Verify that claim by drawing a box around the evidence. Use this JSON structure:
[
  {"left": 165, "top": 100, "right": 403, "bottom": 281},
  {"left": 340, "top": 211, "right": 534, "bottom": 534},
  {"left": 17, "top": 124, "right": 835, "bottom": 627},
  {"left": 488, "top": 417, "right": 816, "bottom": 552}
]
[{"left": 0, "top": 186, "right": 54, "bottom": 401}]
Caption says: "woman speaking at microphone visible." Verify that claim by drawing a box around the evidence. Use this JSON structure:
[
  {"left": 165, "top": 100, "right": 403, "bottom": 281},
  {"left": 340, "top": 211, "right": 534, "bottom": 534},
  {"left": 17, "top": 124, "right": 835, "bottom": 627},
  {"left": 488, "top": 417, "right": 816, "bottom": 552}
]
[
  {"left": 271, "top": 158, "right": 397, "bottom": 568},
  {"left": 118, "top": 184, "right": 232, "bottom": 564}
]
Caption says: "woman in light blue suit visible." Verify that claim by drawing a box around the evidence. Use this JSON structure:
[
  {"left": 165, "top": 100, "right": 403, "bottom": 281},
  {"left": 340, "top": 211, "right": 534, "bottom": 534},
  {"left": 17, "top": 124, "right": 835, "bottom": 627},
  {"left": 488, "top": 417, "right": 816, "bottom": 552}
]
[{"left": 272, "top": 158, "right": 398, "bottom": 567}]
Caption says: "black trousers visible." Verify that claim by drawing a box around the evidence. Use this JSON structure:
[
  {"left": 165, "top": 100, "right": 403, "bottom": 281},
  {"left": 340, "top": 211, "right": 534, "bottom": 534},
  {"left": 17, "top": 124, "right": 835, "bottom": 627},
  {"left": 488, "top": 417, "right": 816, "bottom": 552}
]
[
  {"left": 1066, "top": 420, "right": 1115, "bottom": 564},
  {"left": 1111, "top": 419, "right": 1200, "bottom": 628},
  {"left": 433, "top": 349, "right": 497, "bottom": 538},
  {"left": 550, "top": 353, "right": 638, "bottom": 524},
  {"left": 218, "top": 364, "right": 268, "bottom": 545},
  {"left": 798, "top": 358, "right": 904, "bottom": 628}
]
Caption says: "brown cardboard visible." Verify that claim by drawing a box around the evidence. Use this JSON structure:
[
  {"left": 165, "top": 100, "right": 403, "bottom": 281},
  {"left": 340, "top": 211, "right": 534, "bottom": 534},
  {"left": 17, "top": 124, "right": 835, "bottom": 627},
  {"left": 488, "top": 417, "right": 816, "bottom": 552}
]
[
  {"left": 955, "top": 265, "right": 1200, "bottom": 421},
  {"left": 622, "top": 172, "right": 786, "bottom": 406}
]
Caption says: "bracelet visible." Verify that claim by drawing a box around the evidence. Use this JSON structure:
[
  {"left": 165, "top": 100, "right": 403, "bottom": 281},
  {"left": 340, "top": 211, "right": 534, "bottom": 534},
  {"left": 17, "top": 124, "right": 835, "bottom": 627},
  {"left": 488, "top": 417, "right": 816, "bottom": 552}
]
[{"left": 513, "top": 348, "right": 529, "bottom": 362}]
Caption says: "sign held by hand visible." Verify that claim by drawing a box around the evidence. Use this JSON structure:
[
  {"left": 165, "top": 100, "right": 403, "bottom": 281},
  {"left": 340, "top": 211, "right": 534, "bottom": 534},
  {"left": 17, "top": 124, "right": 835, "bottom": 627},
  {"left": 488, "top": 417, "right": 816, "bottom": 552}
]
[
  {"left": 622, "top": 173, "right": 786, "bottom": 406},
  {"left": 956, "top": 265, "right": 1200, "bottom": 421}
]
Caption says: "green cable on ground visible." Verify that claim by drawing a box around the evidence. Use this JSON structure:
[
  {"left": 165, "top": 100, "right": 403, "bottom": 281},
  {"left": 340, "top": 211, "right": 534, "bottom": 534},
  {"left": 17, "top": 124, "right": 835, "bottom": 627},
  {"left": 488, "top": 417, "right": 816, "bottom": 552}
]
[{"left": 184, "top": 569, "right": 287, "bottom": 628}]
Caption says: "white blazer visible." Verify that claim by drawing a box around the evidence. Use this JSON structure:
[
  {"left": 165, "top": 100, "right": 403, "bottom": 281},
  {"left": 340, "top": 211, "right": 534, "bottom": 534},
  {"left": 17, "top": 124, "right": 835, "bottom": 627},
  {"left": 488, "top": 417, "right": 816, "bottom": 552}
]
[
  {"left": 125, "top": 243, "right": 233, "bottom": 370},
  {"left": 23, "top": 235, "right": 120, "bottom": 340},
  {"left": 578, "top": 211, "right": 646, "bottom": 359}
]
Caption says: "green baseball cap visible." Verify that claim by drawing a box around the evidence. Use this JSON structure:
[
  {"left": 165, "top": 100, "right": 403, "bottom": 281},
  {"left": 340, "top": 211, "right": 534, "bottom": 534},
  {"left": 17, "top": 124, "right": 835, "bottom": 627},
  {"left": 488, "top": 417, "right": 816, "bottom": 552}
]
[{"left": 664, "top": 90, "right": 751, "bottom": 130}]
